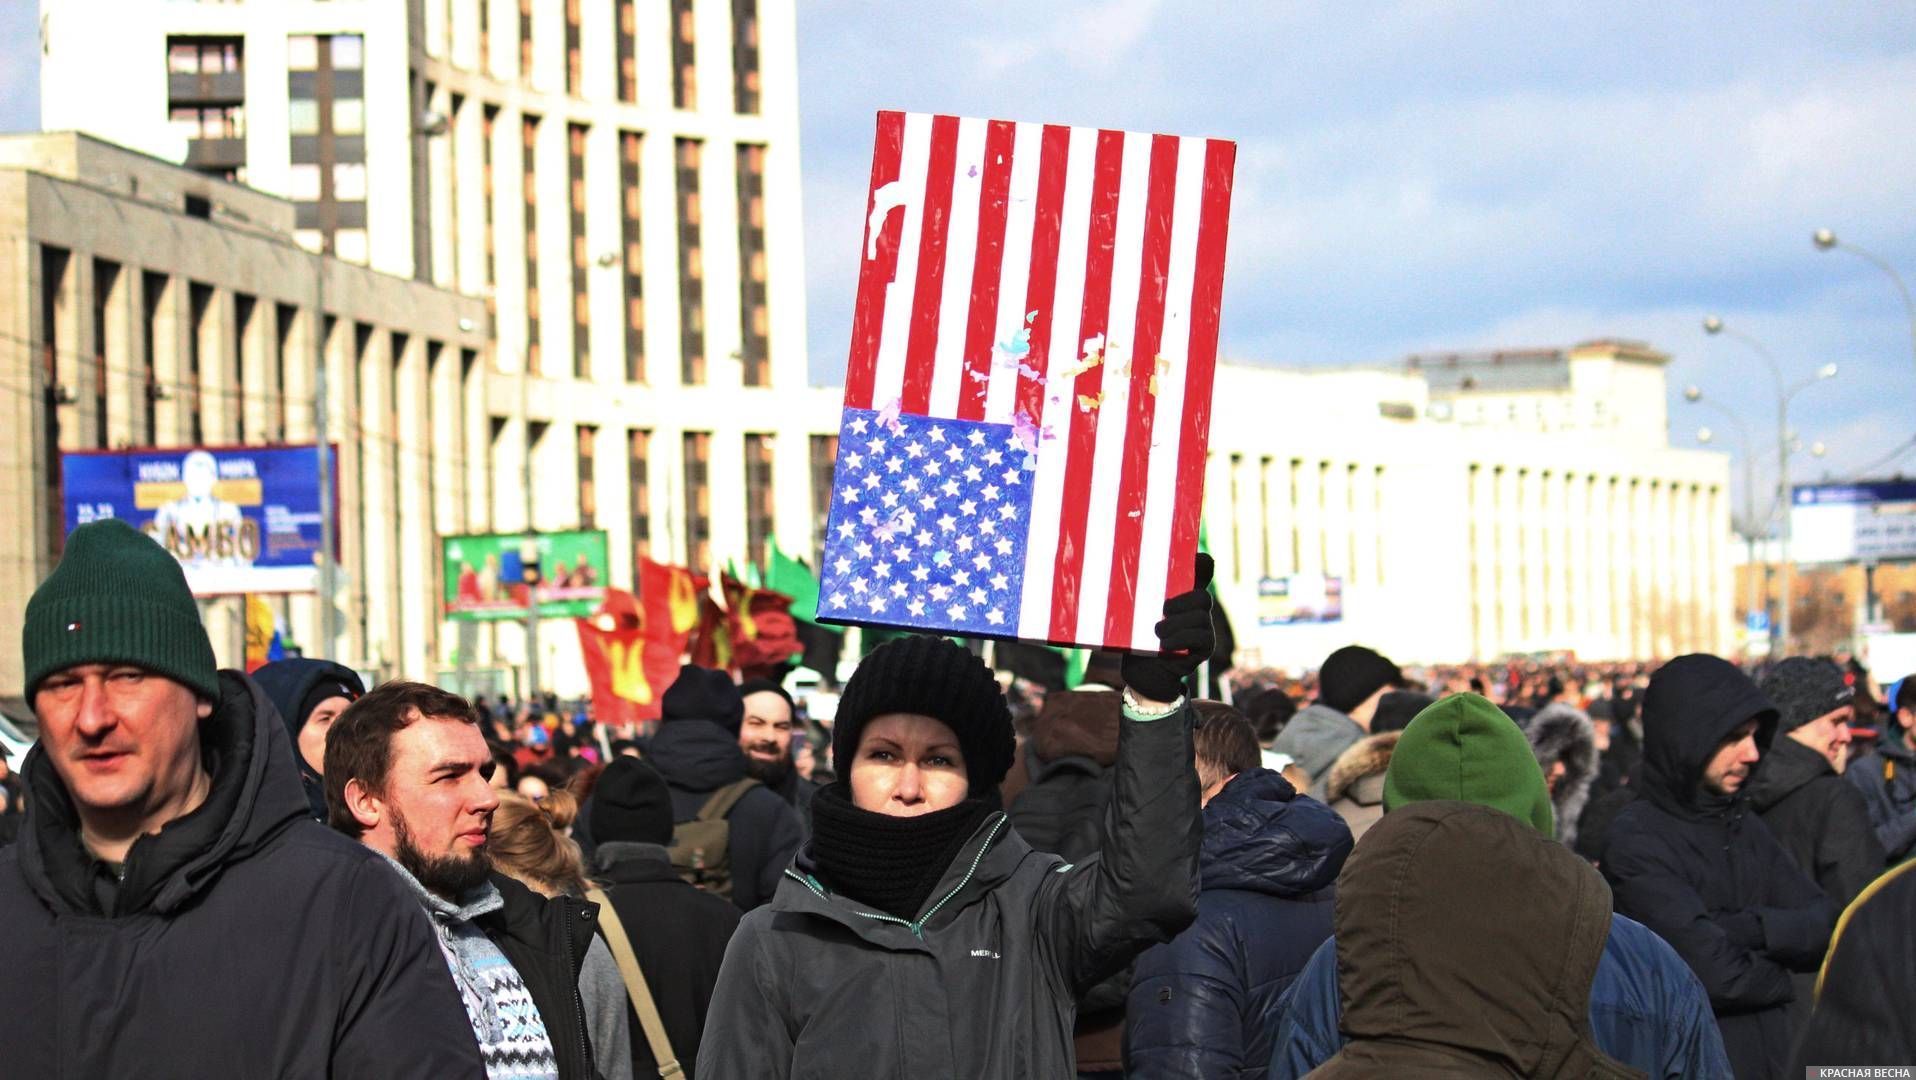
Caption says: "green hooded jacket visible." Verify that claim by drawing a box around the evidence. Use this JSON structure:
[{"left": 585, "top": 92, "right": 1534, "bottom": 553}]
[{"left": 1383, "top": 693, "right": 1554, "bottom": 835}]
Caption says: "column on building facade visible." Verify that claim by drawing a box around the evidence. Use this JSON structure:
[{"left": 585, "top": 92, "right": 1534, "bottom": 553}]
[
  {"left": 283, "top": 300, "right": 320, "bottom": 665},
  {"left": 1295, "top": 456, "right": 1323, "bottom": 578},
  {"left": 1527, "top": 467, "right": 1551, "bottom": 647},
  {"left": 393, "top": 333, "right": 435, "bottom": 680},
  {"left": 1569, "top": 472, "right": 1595, "bottom": 657},
  {"left": 1236, "top": 454, "right": 1266, "bottom": 587},
  {"left": 1604, "top": 477, "right": 1627, "bottom": 659},
  {"left": 1352, "top": 463, "right": 1380, "bottom": 598},
  {"left": 1495, "top": 464, "right": 1521, "bottom": 654},
  {"left": 1468, "top": 464, "right": 1494, "bottom": 660}
]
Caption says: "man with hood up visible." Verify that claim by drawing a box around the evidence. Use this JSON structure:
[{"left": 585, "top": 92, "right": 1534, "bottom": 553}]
[
  {"left": 1529, "top": 702, "right": 1601, "bottom": 850},
  {"left": 1124, "top": 702, "right": 1351, "bottom": 1078},
  {"left": 1301, "top": 800, "right": 1644, "bottom": 1079},
  {"left": 1600, "top": 654, "right": 1836, "bottom": 1080},
  {"left": 646, "top": 665, "right": 802, "bottom": 910},
  {"left": 253, "top": 656, "right": 365, "bottom": 820},
  {"left": 0, "top": 521, "right": 484, "bottom": 1077},
  {"left": 1271, "top": 645, "right": 1401, "bottom": 792},
  {"left": 1271, "top": 693, "right": 1730, "bottom": 1080}
]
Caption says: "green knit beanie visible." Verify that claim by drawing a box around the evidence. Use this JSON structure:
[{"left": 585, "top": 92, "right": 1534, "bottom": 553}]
[
  {"left": 22, "top": 519, "right": 220, "bottom": 702},
  {"left": 1382, "top": 692, "right": 1555, "bottom": 836}
]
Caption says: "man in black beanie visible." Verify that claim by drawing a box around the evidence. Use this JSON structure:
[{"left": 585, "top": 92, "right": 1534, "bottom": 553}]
[
  {"left": 644, "top": 664, "right": 801, "bottom": 910},
  {"left": 736, "top": 678, "right": 818, "bottom": 833},
  {"left": 589, "top": 758, "right": 740, "bottom": 1078},
  {"left": 1273, "top": 645, "right": 1402, "bottom": 794},
  {"left": 0, "top": 520, "right": 482, "bottom": 1076}
]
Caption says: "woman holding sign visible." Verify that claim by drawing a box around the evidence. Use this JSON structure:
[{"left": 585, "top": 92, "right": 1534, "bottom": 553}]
[{"left": 697, "top": 557, "right": 1215, "bottom": 1078}]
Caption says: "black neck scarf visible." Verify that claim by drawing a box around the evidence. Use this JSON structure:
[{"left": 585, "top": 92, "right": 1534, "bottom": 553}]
[{"left": 808, "top": 782, "right": 995, "bottom": 922}]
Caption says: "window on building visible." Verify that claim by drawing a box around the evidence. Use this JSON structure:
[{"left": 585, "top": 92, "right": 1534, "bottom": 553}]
[
  {"left": 671, "top": 0, "right": 696, "bottom": 109},
  {"left": 577, "top": 424, "right": 598, "bottom": 528},
  {"left": 735, "top": 143, "right": 769, "bottom": 386},
  {"left": 188, "top": 282, "right": 212, "bottom": 445},
  {"left": 275, "top": 303, "right": 296, "bottom": 439},
  {"left": 482, "top": 105, "right": 499, "bottom": 310},
  {"left": 810, "top": 433, "right": 837, "bottom": 565},
  {"left": 41, "top": 246, "right": 70, "bottom": 555},
  {"left": 167, "top": 36, "right": 246, "bottom": 181},
  {"left": 234, "top": 293, "right": 256, "bottom": 442},
  {"left": 616, "top": 0, "right": 638, "bottom": 103},
  {"left": 287, "top": 34, "right": 368, "bottom": 260},
  {"left": 141, "top": 271, "right": 166, "bottom": 443},
  {"left": 620, "top": 131, "right": 645, "bottom": 382},
  {"left": 744, "top": 433, "right": 773, "bottom": 569},
  {"left": 629, "top": 428, "right": 651, "bottom": 561},
  {"left": 447, "top": 93, "right": 464, "bottom": 290},
  {"left": 91, "top": 259, "right": 119, "bottom": 450},
  {"left": 675, "top": 138, "right": 704, "bottom": 384},
  {"left": 731, "top": 0, "right": 759, "bottom": 114},
  {"left": 568, "top": 123, "right": 590, "bottom": 379},
  {"left": 524, "top": 113, "right": 542, "bottom": 374},
  {"left": 519, "top": 0, "right": 534, "bottom": 82},
  {"left": 565, "top": 0, "right": 583, "bottom": 94},
  {"left": 683, "top": 431, "right": 711, "bottom": 569}
]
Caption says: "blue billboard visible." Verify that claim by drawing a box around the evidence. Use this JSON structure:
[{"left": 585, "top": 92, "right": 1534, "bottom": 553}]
[
  {"left": 62, "top": 444, "right": 337, "bottom": 596},
  {"left": 1791, "top": 481, "right": 1916, "bottom": 564}
]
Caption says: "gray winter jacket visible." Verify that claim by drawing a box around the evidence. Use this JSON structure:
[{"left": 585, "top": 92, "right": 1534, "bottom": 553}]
[
  {"left": 696, "top": 700, "right": 1201, "bottom": 1078},
  {"left": 1272, "top": 703, "right": 1365, "bottom": 792}
]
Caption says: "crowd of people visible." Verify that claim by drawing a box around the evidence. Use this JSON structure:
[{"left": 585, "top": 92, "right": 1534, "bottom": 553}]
[{"left": 1, "top": 518, "right": 1912, "bottom": 1078}]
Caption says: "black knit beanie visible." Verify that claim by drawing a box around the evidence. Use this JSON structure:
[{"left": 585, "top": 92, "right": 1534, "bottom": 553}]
[
  {"left": 661, "top": 664, "right": 744, "bottom": 735},
  {"left": 737, "top": 677, "right": 796, "bottom": 714},
  {"left": 1759, "top": 657, "right": 1853, "bottom": 733},
  {"left": 590, "top": 758, "right": 676, "bottom": 845},
  {"left": 833, "top": 635, "right": 1015, "bottom": 792},
  {"left": 1318, "top": 645, "right": 1402, "bottom": 715},
  {"left": 23, "top": 519, "right": 219, "bottom": 702}
]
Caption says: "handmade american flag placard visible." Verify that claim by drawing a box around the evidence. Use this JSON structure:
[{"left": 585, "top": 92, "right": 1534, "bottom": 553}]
[{"left": 819, "top": 110, "right": 1236, "bottom": 651}]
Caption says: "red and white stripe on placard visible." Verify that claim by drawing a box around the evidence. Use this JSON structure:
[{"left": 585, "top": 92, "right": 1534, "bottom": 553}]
[{"left": 843, "top": 110, "right": 1235, "bottom": 651}]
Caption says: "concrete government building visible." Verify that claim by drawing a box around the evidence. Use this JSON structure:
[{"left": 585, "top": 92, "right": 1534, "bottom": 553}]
[{"left": 11, "top": 2, "right": 1729, "bottom": 701}]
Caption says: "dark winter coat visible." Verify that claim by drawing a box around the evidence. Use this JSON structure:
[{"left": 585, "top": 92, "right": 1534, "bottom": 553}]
[
  {"left": 1790, "top": 860, "right": 1916, "bottom": 1071},
  {"left": 1844, "top": 735, "right": 1916, "bottom": 861},
  {"left": 1600, "top": 655, "right": 1836, "bottom": 1080},
  {"left": 695, "top": 701, "right": 1200, "bottom": 1078},
  {"left": 251, "top": 657, "right": 361, "bottom": 820},
  {"left": 1298, "top": 801, "right": 1642, "bottom": 1079},
  {"left": 1125, "top": 768, "right": 1349, "bottom": 1079},
  {"left": 593, "top": 841, "right": 741, "bottom": 1078},
  {"left": 646, "top": 714, "right": 804, "bottom": 911},
  {"left": 1004, "top": 687, "right": 1129, "bottom": 1071},
  {"left": 1271, "top": 912, "right": 1732, "bottom": 1079},
  {"left": 0, "top": 671, "right": 485, "bottom": 1078},
  {"left": 480, "top": 872, "right": 602, "bottom": 1080},
  {"left": 763, "top": 765, "right": 820, "bottom": 839},
  {"left": 1320, "top": 730, "right": 1396, "bottom": 842},
  {"left": 1531, "top": 703, "right": 1601, "bottom": 850}
]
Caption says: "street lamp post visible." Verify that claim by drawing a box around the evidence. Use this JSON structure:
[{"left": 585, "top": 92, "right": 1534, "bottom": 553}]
[
  {"left": 1686, "top": 393, "right": 1763, "bottom": 650},
  {"left": 1701, "top": 316, "right": 1837, "bottom": 652},
  {"left": 1814, "top": 229, "right": 1916, "bottom": 378}
]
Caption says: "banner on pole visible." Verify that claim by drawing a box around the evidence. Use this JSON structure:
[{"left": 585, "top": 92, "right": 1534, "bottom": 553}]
[
  {"left": 817, "top": 110, "right": 1236, "bottom": 650},
  {"left": 62, "top": 444, "right": 337, "bottom": 596}
]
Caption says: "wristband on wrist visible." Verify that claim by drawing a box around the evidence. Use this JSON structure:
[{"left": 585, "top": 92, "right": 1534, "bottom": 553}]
[{"left": 1122, "top": 688, "right": 1184, "bottom": 719}]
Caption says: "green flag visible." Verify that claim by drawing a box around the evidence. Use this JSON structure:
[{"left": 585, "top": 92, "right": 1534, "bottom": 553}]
[{"left": 766, "top": 537, "right": 831, "bottom": 629}]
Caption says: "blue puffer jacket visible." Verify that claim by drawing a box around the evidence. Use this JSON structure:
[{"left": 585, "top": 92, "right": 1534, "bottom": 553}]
[
  {"left": 1269, "top": 910, "right": 1734, "bottom": 1079},
  {"left": 1125, "top": 768, "right": 1351, "bottom": 1079}
]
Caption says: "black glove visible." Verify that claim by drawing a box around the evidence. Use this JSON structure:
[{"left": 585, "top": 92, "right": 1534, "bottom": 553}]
[{"left": 1121, "top": 553, "right": 1216, "bottom": 703}]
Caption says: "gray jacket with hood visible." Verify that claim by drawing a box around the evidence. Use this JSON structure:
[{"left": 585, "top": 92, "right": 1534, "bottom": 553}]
[
  {"left": 696, "top": 699, "right": 1200, "bottom": 1078},
  {"left": 1271, "top": 703, "right": 1364, "bottom": 792}
]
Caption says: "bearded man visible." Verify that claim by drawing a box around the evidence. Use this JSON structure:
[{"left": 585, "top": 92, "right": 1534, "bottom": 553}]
[{"left": 328, "top": 681, "right": 603, "bottom": 1080}]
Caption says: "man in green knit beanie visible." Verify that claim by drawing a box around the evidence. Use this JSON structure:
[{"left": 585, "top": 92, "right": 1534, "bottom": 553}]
[
  {"left": 1, "top": 519, "right": 488, "bottom": 1076},
  {"left": 1268, "top": 692, "right": 1732, "bottom": 1079}
]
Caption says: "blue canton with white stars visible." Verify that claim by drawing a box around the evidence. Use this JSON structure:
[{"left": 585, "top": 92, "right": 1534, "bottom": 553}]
[{"left": 818, "top": 407, "right": 1036, "bottom": 637}]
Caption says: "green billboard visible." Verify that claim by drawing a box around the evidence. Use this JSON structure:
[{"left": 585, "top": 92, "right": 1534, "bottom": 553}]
[{"left": 443, "top": 530, "right": 610, "bottom": 621}]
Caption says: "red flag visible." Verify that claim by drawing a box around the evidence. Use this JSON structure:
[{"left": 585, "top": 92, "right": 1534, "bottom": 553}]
[
  {"left": 825, "top": 111, "right": 1235, "bottom": 650},
  {"left": 576, "top": 587, "right": 682, "bottom": 725},
  {"left": 724, "top": 577, "right": 801, "bottom": 679}
]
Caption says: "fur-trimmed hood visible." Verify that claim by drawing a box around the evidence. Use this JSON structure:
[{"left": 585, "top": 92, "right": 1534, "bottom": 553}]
[
  {"left": 1325, "top": 731, "right": 1400, "bottom": 805},
  {"left": 1529, "top": 704, "right": 1599, "bottom": 849}
]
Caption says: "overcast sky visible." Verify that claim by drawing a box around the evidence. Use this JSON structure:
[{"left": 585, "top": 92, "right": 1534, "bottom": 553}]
[{"left": 7, "top": 2, "right": 1916, "bottom": 513}]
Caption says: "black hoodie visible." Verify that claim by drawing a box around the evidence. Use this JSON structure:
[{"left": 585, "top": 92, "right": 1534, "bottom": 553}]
[
  {"left": 1600, "top": 655, "right": 1835, "bottom": 1080},
  {"left": 252, "top": 657, "right": 364, "bottom": 821},
  {"left": 0, "top": 670, "right": 484, "bottom": 1077}
]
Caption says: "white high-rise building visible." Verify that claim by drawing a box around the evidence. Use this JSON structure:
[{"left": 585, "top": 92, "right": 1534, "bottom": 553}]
[{"left": 39, "top": 0, "right": 833, "bottom": 694}]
